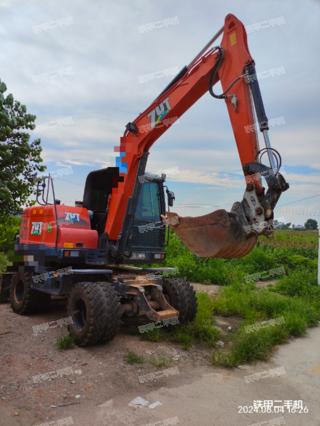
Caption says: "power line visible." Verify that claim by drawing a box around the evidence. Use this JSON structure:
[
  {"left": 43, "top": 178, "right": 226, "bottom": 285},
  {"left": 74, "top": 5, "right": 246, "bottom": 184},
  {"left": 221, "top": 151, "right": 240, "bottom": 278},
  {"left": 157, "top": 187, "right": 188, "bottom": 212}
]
[
  {"left": 54, "top": 177, "right": 84, "bottom": 187},
  {"left": 277, "top": 193, "right": 320, "bottom": 208}
]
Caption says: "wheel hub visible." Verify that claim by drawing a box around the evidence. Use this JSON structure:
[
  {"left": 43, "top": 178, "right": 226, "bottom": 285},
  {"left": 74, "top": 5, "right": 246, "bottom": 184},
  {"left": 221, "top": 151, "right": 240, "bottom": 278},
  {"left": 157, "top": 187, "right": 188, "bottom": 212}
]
[{"left": 73, "top": 299, "right": 87, "bottom": 330}]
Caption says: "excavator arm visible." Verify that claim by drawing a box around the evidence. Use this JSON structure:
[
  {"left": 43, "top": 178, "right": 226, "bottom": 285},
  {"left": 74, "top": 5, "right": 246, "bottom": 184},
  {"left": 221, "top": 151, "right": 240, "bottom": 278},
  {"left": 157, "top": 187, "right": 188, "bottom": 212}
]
[{"left": 105, "top": 14, "right": 289, "bottom": 259}]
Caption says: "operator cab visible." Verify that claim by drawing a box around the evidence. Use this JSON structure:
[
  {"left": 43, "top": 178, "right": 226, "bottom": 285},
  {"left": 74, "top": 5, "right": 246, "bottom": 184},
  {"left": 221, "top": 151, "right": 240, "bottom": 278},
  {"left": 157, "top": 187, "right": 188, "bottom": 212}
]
[{"left": 82, "top": 168, "right": 175, "bottom": 259}]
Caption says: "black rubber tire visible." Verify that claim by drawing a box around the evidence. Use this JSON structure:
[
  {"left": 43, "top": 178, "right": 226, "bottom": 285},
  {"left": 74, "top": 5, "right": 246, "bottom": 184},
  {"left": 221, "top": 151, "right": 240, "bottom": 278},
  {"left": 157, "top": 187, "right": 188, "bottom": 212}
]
[
  {"left": 184, "top": 282, "right": 198, "bottom": 323},
  {"left": 96, "top": 282, "right": 121, "bottom": 344},
  {"left": 10, "top": 272, "right": 51, "bottom": 315},
  {"left": 162, "top": 278, "right": 197, "bottom": 323},
  {"left": 67, "top": 282, "right": 109, "bottom": 347}
]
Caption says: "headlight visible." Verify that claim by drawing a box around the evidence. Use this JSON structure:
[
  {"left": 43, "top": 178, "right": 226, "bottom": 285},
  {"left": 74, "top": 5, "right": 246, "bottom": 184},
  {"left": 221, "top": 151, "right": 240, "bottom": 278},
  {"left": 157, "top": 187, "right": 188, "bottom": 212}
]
[{"left": 70, "top": 251, "right": 80, "bottom": 257}]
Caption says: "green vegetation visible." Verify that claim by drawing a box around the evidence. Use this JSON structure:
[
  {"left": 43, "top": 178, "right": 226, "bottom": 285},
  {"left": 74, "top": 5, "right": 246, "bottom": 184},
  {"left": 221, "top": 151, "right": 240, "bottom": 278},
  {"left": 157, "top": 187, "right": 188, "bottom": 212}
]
[
  {"left": 0, "top": 78, "right": 46, "bottom": 217},
  {"left": 141, "top": 292, "right": 220, "bottom": 349},
  {"left": 140, "top": 229, "right": 319, "bottom": 365},
  {"left": 124, "top": 351, "right": 145, "bottom": 365},
  {"left": 211, "top": 280, "right": 319, "bottom": 366},
  {"left": 0, "top": 215, "right": 21, "bottom": 253},
  {"left": 304, "top": 218, "right": 318, "bottom": 230},
  {"left": 149, "top": 352, "right": 172, "bottom": 367},
  {"left": 55, "top": 332, "right": 75, "bottom": 350},
  {"left": 158, "top": 228, "right": 318, "bottom": 286}
]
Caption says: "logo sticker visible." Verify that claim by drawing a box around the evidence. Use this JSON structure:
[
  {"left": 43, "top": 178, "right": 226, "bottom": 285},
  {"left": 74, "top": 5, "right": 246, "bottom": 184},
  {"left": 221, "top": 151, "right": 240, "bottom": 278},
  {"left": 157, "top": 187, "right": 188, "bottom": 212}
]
[
  {"left": 47, "top": 223, "right": 52, "bottom": 233},
  {"left": 230, "top": 32, "right": 236, "bottom": 46},
  {"left": 31, "top": 222, "right": 43, "bottom": 235},
  {"left": 65, "top": 213, "right": 80, "bottom": 222},
  {"left": 147, "top": 97, "right": 171, "bottom": 130}
]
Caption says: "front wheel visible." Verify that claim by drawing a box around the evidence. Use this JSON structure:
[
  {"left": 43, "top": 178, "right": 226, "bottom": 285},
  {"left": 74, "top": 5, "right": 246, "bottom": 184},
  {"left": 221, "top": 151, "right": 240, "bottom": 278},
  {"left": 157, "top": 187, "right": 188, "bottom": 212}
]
[
  {"left": 67, "top": 282, "right": 109, "bottom": 346},
  {"left": 97, "top": 282, "right": 121, "bottom": 344}
]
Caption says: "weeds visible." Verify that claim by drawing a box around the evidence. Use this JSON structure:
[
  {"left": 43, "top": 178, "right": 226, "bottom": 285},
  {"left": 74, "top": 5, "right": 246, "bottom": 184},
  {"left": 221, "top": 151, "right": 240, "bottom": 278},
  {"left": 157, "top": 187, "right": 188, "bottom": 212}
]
[
  {"left": 170, "top": 325, "right": 194, "bottom": 349},
  {"left": 140, "top": 327, "right": 163, "bottom": 342},
  {"left": 149, "top": 352, "right": 172, "bottom": 367},
  {"left": 139, "top": 292, "right": 220, "bottom": 349},
  {"left": 55, "top": 331, "right": 75, "bottom": 350},
  {"left": 124, "top": 351, "right": 145, "bottom": 365},
  {"left": 210, "top": 281, "right": 320, "bottom": 366}
]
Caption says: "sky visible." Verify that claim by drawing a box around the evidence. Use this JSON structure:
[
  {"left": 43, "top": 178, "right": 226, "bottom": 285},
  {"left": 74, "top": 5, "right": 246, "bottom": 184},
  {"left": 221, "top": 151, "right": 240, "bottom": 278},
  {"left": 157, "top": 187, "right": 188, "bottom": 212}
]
[{"left": 1, "top": 0, "right": 320, "bottom": 227}]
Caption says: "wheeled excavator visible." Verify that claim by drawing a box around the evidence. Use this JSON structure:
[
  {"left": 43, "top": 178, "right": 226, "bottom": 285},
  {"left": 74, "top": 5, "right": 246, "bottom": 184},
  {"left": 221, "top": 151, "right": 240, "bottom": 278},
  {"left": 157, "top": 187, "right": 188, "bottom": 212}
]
[{"left": 1, "top": 14, "right": 289, "bottom": 346}]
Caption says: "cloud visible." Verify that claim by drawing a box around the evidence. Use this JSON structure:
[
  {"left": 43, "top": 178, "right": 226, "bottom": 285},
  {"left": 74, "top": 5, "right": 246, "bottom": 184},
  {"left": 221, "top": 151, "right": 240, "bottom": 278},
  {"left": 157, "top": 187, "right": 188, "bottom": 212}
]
[{"left": 1, "top": 0, "right": 319, "bottom": 226}]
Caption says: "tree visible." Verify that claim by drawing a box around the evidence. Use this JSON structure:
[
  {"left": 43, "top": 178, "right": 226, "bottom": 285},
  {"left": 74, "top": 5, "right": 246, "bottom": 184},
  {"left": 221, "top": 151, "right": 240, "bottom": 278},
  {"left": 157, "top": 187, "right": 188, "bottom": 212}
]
[
  {"left": 304, "top": 219, "right": 318, "bottom": 230},
  {"left": 0, "top": 79, "right": 46, "bottom": 217},
  {"left": 282, "top": 223, "right": 291, "bottom": 230}
]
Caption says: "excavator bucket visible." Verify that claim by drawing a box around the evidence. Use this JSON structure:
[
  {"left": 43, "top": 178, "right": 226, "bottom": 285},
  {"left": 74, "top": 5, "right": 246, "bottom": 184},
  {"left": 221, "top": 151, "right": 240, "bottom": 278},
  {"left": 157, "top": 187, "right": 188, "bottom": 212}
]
[{"left": 162, "top": 205, "right": 258, "bottom": 259}]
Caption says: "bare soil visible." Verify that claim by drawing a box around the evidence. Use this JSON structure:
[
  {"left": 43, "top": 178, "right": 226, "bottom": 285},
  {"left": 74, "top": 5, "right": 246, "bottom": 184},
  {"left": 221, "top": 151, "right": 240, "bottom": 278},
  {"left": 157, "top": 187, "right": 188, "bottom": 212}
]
[
  {"left": 1, "top": 280, "right": 312, "bottom": 426},
  {"left": 0, "top": 286, "right": 218, "bottom": 426}
]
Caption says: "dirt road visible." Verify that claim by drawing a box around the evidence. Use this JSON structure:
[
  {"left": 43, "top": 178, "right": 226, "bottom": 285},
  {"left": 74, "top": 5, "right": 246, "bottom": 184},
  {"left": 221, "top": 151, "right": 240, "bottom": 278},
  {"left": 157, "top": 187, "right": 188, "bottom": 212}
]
[{"left": 0, "top": 288, "right": 319, "bottom": 426}]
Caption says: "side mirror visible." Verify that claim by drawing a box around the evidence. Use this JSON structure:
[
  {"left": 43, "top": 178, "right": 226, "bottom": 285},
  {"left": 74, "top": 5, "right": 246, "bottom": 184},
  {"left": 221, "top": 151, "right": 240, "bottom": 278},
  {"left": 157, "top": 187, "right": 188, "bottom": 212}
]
[{"left": 167, "top": 191, "right": 175, "bottom": 207}]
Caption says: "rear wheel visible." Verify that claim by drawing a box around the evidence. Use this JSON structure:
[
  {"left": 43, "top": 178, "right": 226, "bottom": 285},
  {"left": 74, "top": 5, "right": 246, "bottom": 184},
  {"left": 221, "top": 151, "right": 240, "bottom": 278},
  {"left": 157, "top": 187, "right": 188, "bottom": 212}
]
[
  {"left": 67, "top": 282, "right": 110, "bottom": 346},
  {"left": 10, "top": 272, "right": 51, "bottom": 314},
  {"left": 162, "top": 278, "right": 197, "bottom": 323}
]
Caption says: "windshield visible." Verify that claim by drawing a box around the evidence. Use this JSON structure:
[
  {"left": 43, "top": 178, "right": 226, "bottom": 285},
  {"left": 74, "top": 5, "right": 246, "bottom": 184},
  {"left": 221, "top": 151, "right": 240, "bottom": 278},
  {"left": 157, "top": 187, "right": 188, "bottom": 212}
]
[{"left": 135, "top": 181, "right": 161, "bottom": 221}]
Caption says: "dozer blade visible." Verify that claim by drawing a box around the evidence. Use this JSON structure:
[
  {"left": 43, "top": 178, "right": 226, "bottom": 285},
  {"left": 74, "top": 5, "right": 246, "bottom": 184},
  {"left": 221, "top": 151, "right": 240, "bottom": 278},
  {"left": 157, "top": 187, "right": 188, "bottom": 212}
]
[{"left": 162, "top": 204, "right": 258, "bottom": 259}]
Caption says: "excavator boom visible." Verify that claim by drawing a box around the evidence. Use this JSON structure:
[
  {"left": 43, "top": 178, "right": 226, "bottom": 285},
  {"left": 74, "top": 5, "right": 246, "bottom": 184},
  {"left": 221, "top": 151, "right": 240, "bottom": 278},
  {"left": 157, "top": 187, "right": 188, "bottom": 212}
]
[{"left": 105, "top": 14, "right": 289, "bottom": 259}]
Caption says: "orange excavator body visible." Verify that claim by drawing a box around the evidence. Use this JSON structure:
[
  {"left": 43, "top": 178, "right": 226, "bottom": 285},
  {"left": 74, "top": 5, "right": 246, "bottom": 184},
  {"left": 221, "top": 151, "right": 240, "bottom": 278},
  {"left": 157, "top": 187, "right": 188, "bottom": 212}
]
[{"left": 100, "top": 14, "right": 288, "bottom": 259}]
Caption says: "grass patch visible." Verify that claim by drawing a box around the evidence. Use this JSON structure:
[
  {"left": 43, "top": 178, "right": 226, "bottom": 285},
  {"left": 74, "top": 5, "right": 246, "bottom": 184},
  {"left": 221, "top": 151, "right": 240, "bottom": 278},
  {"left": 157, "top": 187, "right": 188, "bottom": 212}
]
[
  {"left": 126, "top": 229, "right": 319, "bottom": 363},
  {"left": 212, "top": 326, "right": 288, "bottom": 367},
  {"left": 139, "top": 293, "right": 220, "bottom": 350},
  {"left": 270, "top": 268, "right": 319, "bottom": 298},
  {"left": 210, "top": 282, "right": 320, "bottom": 367},
  {"left": 124, "top": 351, "right": 145, "bottom": 365},
  {"left": 170, "top": 324, "right": 194, "bottom": 349},
  {"left": 149, "top": 352, "right": 172, "bottom": 367},
  {"left": 140, "top": 327, "right": 164, "bottom": 342},
  {"left": 55, "top": 332, "right": 75, "bottom": 350}
]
